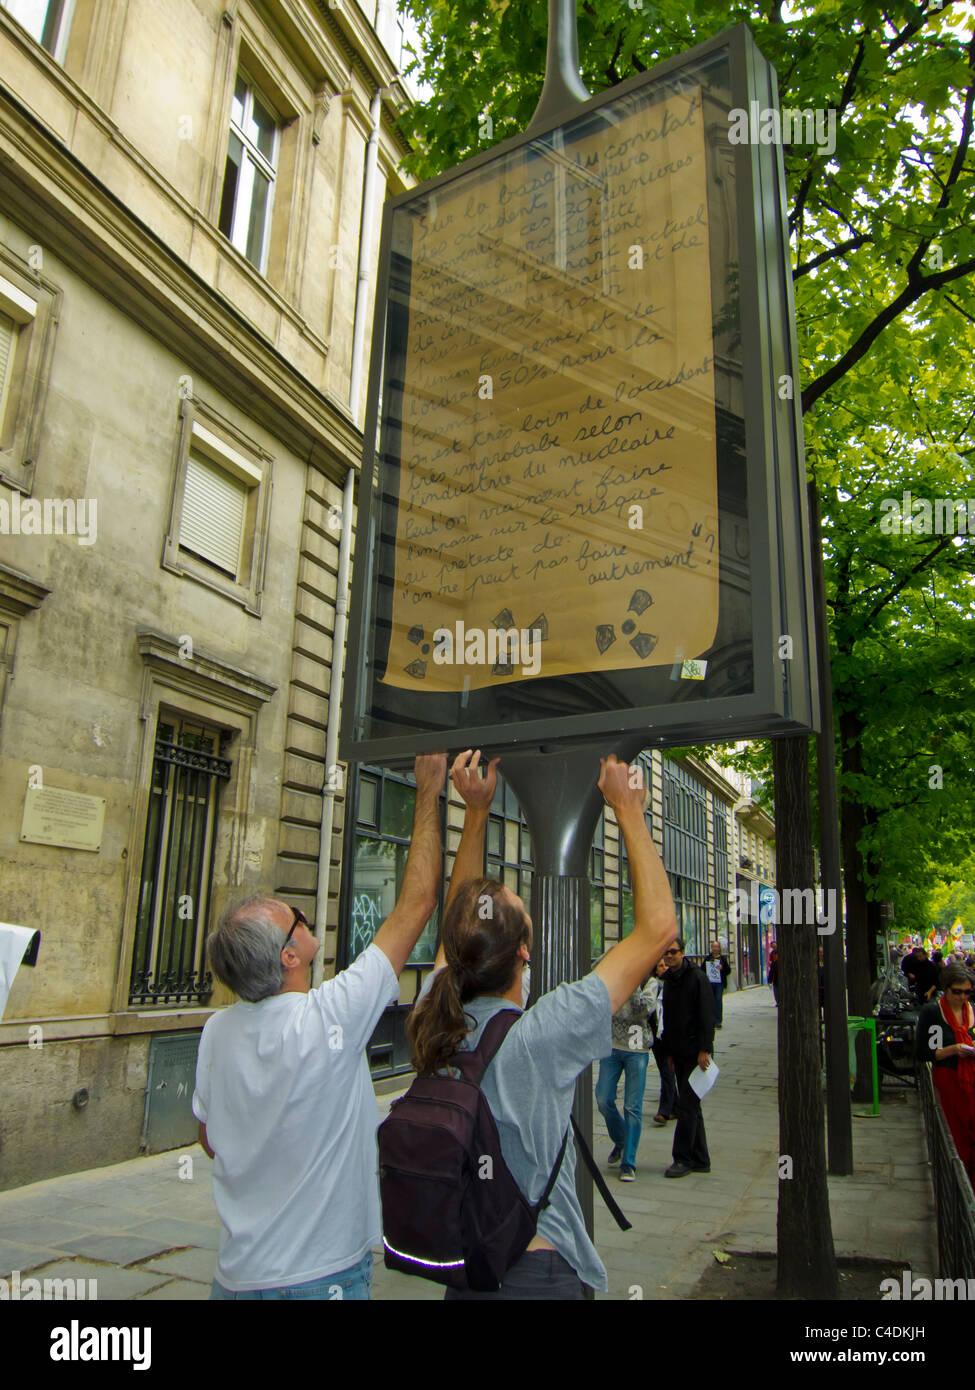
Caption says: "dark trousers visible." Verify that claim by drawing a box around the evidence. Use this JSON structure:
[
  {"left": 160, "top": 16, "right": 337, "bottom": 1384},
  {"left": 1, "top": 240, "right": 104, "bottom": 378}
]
[
  {"left": 444, "top": 1248, "right": 586, "bottom": 1301},
  {"left": 672, "top": 1056, "right": 710, "bottom": 1169},
  {"left": 710, "top": 981, "right": 724, "bottom": 1024},
  {"left": 652, "top": 1038, "right": 677, "bottom": 1117}
]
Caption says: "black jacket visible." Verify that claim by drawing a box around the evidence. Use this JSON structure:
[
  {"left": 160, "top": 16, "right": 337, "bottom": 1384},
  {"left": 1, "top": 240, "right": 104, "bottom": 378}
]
[
  {"left": 915, "top": 999, "right": 975, "bottom": 1068},
  {"left": 660, "top": 959, "right": 715, "bottom": 1058}
]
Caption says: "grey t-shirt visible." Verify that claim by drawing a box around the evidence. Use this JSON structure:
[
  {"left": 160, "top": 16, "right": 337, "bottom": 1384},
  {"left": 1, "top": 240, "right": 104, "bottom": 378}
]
[{"left": 417, "top": 968, "right": 612, "bottom": 1292}]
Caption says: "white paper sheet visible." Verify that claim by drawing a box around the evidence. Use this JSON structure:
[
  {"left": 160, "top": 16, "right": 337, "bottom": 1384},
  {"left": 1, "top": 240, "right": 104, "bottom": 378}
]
[
  {"left": 689, "top": 1057, "right": 719, "bottom": 1099},
  {"left": 0, "top": 923, "right": 39, "bottom": 1020}
]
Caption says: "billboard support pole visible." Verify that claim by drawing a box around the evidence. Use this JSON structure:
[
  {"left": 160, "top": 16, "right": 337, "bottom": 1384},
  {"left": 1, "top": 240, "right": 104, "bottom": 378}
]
[
  {"left": 526, "top": 0, "right": 591, "bottom": 135},
  {"left": 499, "top": 734, "right": 647, "bottom": 1293}
]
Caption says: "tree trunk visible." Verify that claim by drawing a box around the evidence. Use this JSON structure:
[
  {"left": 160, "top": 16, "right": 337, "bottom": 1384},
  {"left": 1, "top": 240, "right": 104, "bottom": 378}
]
[
  {"left": 773, "top": 735, "right": 839, "bottom": 1298},
  {"left": 838, "top": 708, "right": 879, "bottom": 1101}
]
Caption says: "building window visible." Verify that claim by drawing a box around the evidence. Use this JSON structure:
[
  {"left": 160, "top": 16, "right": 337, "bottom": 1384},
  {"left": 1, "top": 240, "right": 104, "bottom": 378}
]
[
  {"left": 346, "top": 767, "right": 444, "bottom": 969},
  {"left": 162, "top": 396, "right": 272, "bottom": 615},
  {"left": 0, "top": 254, "right": 59, "bottom": 494},
  {"left": 218, "top": 73, "right": 279, "bottom": 272},
  {"left": 663, "top": 759, "right": 709, "bottom": 957},
  {"left": 713, "top": 803, "right": 730, "bottom": 938},
  {"left": 130, "top": 718, "right": 231, "bottom": 1006},
  {"left": 2, "top": 0, "right": 73, "bottom": 59},
  {"left": 487, "top": 777, "right": 532, "bottom": 903}
]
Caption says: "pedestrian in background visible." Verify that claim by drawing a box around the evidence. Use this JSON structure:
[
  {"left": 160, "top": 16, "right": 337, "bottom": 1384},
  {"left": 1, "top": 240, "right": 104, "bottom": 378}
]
[
  {"left": 596, "top": 972, "right": 658, "bottom": 1181},
  {"left": 704, "top": 940, "right": 731, "bottom": 1029},
  {"left": 660, "top": 938, "right": 714, "bottom": 1178},
  {"left": 767, "top": 945, "right": 779, "bottom": 1006},
  {"left": 916, "top": 964, "right": 975, "bottom": 1188},
  {"left": 649, "top": 957, "right": 677, "bottom": 1126}
]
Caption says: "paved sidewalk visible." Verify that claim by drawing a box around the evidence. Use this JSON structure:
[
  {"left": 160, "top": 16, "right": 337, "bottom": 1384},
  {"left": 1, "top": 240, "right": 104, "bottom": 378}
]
[{"left": 0, "top": 985, "right": 937, "bottom": 1300}]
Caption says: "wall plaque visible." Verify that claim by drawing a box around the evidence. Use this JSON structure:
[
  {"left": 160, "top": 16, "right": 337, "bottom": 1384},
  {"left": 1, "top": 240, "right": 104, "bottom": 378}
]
[{"left": 21, "top": 786, "right": 106, "bottom": 852}]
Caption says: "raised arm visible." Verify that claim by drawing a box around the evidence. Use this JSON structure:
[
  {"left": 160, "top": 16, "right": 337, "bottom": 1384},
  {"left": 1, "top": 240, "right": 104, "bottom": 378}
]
[
  {"left": 372, "top": 752, "right": 446, "bottom": 977},
  {"left": 430, "top": 749, "right": 500, "bottom": 969},
  {"left": 594, "top": 755, "right": 679, "bottom": 1013}
]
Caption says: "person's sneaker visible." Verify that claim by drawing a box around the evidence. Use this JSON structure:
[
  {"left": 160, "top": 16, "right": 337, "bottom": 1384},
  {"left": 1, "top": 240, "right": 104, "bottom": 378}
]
[
  {"left": 665, "top": 1161, "right": 692, "bottom": 1178},
  {"left": 689, "top": 1163, "right": 711, "bottom": 1173},
  {"left": 619, "top": 1164, "right": 636, "bottom": 1181},
  {"left": 652, "top": 1114, "right": 668, "bottom": 1126},
  {"left": 607, "top": 1145, "right": 622, "bottom": 1165}
]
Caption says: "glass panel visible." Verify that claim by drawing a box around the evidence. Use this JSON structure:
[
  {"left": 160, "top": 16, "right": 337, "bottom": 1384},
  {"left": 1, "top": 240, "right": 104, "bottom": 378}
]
[
  {"left": 590, "top": 891, "right": 604, "bottom": 960},
  {"left": 218, "top": 137, "right": 242, "bottom": 237},
  {"left": 249, "top": 91, "right": 276, "bottom": 162},
  {"left": 350, "top": 831, "right": 439, "bottom": 965},
  {"left": 380, "top": 778, "right": 415, "bottom": 838},
  {"left": 504, "top": 821, "right": 518, "bottom": 866},
  {"left": 231, "top": 75, "right": 247, "bottom": 129},
  {"left": 358, "top": 777, "right": 378, "bottom": 826},
  {"left": 487, "top": 819, "right": 502, "bottom": 858},
  {"left": 503, "top": 867, "right": 518, "bottom": 891},
  {"left": 244, "top": 163, "right": 270, "bottom": 267},
  {"left": 7, "top": 0, "right": 54, "bottom": 46},
  {"left": 350, "top": 834, "right": 404, "bottom": 957},
  {"left": 621, "top": 891, "right": 634, "bottom": 939}
]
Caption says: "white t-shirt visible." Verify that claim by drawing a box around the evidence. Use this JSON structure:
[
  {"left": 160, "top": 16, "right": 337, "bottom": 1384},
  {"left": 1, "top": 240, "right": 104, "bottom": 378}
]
[
  {"left": 192, "top": 943, "right": 398, "bottom": 1291},
  {"left": 706, "top": 959, "right": 723, "bottom": 984}
]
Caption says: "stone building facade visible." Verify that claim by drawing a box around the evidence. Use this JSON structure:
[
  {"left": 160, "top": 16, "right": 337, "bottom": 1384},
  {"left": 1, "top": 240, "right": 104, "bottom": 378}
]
[{"left": 0, "top": 0, "right": 411, "bottom": 1186}]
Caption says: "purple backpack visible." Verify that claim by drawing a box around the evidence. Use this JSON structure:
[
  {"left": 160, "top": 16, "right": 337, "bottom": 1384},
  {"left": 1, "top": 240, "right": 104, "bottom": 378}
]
[{"left": 378, "top": 1009, "right": 630, "bottom": 1292}]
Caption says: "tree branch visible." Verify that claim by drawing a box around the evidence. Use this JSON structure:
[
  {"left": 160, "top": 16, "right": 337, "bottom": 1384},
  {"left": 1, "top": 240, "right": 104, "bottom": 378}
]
[
  {"left": 802, "top": 257, "right": 975, "bottom": 413},
  {"left": 794, "top": 234, "right": 872, "bottom": 278}
]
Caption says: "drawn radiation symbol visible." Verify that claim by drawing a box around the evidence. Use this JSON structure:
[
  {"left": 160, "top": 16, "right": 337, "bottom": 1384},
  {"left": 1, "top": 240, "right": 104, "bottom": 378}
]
[
  {"left": 404, "top": 624, "right": 431, "bottom": 679},
  {"left": 595, "top": 589, "right": 658, "bottom": 659}
]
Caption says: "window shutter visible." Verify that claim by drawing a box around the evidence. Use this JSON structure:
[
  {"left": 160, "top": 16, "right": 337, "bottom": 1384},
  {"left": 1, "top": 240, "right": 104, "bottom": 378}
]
[
  {"left": 179, "top": 450, "right": 247, "bottom": 577},
  {"left": 0, "top": 313, "right": 14, "bottom": 419}
]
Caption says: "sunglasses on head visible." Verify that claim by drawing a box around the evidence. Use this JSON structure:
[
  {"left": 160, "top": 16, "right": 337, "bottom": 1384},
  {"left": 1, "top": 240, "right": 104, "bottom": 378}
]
[{"left": 282, "top": 906, "right": 314, "bottom": 950}]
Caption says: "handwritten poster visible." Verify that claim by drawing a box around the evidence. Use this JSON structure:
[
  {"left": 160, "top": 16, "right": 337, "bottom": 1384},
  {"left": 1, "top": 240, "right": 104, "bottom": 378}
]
[{"left": 381, "top": 84, "right": 718, "bottom": 692}]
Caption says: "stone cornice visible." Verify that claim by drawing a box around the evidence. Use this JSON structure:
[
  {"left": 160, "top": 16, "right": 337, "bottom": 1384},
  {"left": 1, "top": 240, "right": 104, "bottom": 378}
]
[
  {"left": 677, "top": 752, "right": 741, "bottom": 805},
  {"left": 0, "top": 562, "right": 51, "bottom": 616},
  {"left": 137, "top": 629, "right": 277, "bottom": 710},
  {"left": 0, "top": 85, "right": 364, "bottom": 483}
]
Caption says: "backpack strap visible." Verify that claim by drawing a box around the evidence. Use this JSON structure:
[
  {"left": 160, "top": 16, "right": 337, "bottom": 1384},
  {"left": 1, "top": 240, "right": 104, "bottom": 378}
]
[
  {"left": 571, "top": 1115, "right": 633, "bottom": 1231},
  {"left": 450, "top": 1007, "right": 522, "bottom": 1084}
]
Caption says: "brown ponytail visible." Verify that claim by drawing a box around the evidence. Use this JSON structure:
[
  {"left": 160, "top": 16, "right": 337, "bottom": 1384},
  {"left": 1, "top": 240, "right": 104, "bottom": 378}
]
[{"left": 408, "top": 877, "right": 530, "bottom": 1075}]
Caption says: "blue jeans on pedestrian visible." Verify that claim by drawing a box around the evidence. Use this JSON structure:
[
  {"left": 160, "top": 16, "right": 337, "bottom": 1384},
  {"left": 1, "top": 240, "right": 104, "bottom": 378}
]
[
  {"left": 595, "top": 1048, "right": 649, "bottom": 1168},
  {"left": 210, "top": 1251, "right": 372, "bottom": 1300}
]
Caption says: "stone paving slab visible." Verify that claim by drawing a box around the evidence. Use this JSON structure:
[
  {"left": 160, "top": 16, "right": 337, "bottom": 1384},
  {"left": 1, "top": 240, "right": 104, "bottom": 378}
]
[
  {"left": 139, "top": 1246, "right": 217, "bottom": 1283},
  {"left": 137, "top": 1278, "right": 210, "bottom": 1300},
  {"left": 58, "top": 1233, "right": 176, "bottom": 1265},
  {"left": 126, "top": 1218, "right": 221, "bottom": 1251}
]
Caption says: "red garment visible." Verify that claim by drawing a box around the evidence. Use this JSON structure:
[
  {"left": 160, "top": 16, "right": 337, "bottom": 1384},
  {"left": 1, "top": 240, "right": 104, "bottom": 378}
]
[
  {"left": 933, "top": 1066, "right": 975, "bottom": 1186},
  {"left": 935, "top": 995, "right": 975, "bottom": 1186}
]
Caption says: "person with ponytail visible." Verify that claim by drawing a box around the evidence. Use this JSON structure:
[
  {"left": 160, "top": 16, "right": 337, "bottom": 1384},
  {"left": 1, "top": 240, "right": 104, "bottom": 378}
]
[
  {"left": 408, "top": 748, "right": 678, "bottom": 1299},
  {"left": 916, "top": 962, "right": 975, "bottom": 1186}
]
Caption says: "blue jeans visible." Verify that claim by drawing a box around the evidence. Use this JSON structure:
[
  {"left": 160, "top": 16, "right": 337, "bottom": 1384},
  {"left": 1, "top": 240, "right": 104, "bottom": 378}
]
[
  {"left": 210, "top": 1251, "right": 372, "bottom": 1300},
  {"left": 595, "top": 1048, "right": 649, "bottom": 1168}
]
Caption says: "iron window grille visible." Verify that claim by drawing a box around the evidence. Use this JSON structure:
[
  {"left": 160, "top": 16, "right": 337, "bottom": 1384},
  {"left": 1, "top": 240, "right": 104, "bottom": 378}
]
[{"left": 129, "top": 720, "right": 231, "bottom": 1006}]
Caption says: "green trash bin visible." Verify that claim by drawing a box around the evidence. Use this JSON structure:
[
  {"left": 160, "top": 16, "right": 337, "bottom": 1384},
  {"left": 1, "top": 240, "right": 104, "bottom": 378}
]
[{"left": 847, "top": 1015, "right": 880, "bottom": 1116}]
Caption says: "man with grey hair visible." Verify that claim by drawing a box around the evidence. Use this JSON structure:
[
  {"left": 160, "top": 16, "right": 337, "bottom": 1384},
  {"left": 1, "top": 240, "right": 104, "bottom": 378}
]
[{"left": 193, "top": 751, "right": 447, "bottom": 1299}]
